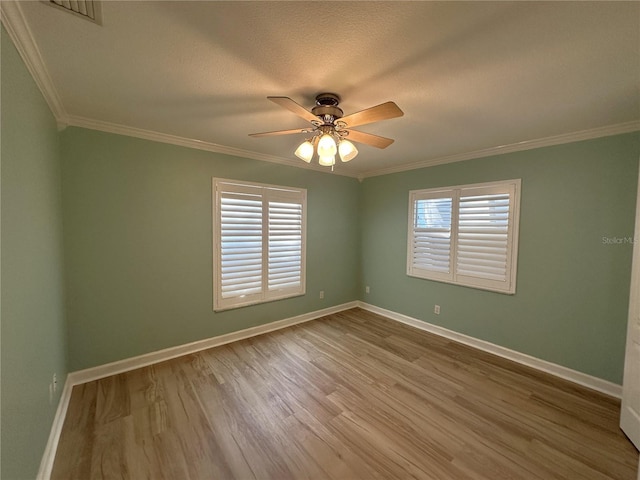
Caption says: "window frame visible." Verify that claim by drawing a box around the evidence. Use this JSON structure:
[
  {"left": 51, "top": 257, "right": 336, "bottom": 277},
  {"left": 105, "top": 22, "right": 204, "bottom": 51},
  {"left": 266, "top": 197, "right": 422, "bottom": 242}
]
[
  {"left": 212, "top": 178, "right": 307, "bottom": 311},
  {"left": 407, "top": 179, "right": 521, "bottom": 294}
]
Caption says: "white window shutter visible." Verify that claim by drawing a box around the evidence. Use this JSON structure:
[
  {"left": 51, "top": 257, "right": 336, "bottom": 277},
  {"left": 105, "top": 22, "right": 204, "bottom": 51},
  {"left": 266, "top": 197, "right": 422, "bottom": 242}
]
[
  {"left": 408, "top": 193, "right": 454, "bottom": 281},
  {"left": 456, "top": 190, "right": 511, "bottom": 282},
  {"left": 268, "top": 198, "right": 303, "bottom": 296},
  {"left": 217, "top": 185, "right": 264, "bottom": 308},
  {"left": 407, "top": 180, "right": 520, "bottom": 294},
  {"left": 214, "top": 179, "right": 306, "bottom": 311}
]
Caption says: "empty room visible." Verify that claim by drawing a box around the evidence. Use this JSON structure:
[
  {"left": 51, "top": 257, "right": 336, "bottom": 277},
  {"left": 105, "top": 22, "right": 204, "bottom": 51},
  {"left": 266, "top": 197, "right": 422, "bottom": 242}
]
[{"left": 2, "top": 1, "right": 640, "bottom": 479}]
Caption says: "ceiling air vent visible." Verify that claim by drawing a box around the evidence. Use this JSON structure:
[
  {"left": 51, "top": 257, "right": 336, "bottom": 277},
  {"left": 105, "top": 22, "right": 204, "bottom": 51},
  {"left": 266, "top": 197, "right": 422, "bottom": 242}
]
[{"left": 47, "top": 0, "right": 102, "bottom": 25}]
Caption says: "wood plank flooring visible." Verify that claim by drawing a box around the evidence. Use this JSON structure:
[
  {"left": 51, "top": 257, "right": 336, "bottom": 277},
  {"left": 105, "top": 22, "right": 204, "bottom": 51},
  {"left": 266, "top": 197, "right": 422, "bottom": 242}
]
[{"left": 51, "top": 308, "right": 639, "bottom": 479}]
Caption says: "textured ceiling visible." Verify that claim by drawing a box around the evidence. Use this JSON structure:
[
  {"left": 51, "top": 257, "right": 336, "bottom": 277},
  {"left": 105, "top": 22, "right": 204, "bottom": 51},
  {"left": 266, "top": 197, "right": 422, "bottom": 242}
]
[{"left": 6, "top": 1, "right": 640, "bottom": 177}]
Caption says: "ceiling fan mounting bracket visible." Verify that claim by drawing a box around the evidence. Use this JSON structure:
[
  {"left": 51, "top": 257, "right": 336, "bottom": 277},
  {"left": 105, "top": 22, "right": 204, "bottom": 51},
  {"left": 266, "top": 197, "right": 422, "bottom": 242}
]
[{"left": 315, "top": 93, "right": 340, "bottom": 107}]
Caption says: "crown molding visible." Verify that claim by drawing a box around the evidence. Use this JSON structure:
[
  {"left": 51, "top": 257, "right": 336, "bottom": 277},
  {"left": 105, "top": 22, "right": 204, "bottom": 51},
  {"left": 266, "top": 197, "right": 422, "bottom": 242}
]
[
  {"left": 361, "top": 120, "right": 640, "bottom": 179},
  {"left": 0, "top": 1, "right": 356, "bottom": 178},
  {"left": 0, "top": 1, "right": 69, "bottom": 125},
  {"left": 63, "top": 117, "right": 638, "bottom": 181},
  {"left": 65, "top": 115, "right": 360, "bottom": 178},
  {"left": 2, "top": 0, "right": 636, "bottom": 180}
]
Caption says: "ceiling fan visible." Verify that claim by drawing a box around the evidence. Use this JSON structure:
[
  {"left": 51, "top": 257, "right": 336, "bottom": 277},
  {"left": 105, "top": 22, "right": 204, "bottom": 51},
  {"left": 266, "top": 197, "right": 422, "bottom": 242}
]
[{"left": 249, "top": 93, "right": 404, "bottom": 168}]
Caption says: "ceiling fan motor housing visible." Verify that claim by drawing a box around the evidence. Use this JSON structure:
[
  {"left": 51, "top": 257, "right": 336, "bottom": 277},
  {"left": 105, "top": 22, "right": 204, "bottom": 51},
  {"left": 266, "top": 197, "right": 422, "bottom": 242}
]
[{"left": 312, "top": 93, "right": 343, "bottom": 121}]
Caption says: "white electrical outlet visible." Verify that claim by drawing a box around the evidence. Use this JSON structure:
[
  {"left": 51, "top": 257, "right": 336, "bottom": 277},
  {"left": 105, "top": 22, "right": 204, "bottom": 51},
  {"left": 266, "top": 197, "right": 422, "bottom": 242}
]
[
  {"left": 319, "top": 290, "right": 324, "bottom": 299},
  {"left": 434, "top": 305, "right": 441, "bottom": 315},
  {"left": 53, "top": 373, "right": 57, "bottom": 393},
  {"left": 365, "top": 286, "right": 370, "bottom": 294}
]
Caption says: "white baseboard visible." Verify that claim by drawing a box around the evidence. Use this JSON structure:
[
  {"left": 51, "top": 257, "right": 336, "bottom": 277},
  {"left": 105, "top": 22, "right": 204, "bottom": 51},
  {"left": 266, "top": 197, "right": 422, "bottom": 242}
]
[
  {"left": 357, "top": 301, "right": 622, "bottom": 399},
  {"left": 37, "top": 299, "right": 622, "bottom": 479},
  {"left": 69, "top": 301, "right": 359, "bottom": 386},
  {"left": 36, "top": 375, "right": 74, "bottom": 480},
  {"left": 37, "top": 301, "right": 357, "bottom": 479}
]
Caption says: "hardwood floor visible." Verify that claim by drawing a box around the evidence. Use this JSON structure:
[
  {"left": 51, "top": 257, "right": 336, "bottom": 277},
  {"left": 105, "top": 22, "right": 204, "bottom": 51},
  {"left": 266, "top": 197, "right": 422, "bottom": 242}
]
[{"left": 51, "top": 308, "right": 639, "bottom": 479}]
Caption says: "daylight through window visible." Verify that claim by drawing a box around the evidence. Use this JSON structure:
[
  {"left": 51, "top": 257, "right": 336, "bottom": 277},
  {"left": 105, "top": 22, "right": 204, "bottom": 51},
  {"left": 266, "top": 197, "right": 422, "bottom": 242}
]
[
  {"left": 407, "top": 179, "right": 521, "bottom": 294},
  {"left": 213, "top": 178, "right": 306, "bottom": 311}
]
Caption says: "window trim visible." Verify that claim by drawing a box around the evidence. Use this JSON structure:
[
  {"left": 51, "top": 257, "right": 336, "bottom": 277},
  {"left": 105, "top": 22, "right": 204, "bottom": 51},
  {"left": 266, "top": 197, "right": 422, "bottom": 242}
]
[
  {"left": 407, "top": 179, "right": 521, "bottom": 294},
  {"left": 212, "top": 178, "right": 307, "bottom": 311}
]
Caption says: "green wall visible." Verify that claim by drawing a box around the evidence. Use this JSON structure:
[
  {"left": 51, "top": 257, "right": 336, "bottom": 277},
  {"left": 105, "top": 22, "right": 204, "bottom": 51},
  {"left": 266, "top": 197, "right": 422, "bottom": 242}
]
[
  {"left": 60, "top": 128, "right": 361, "bottom": 371},
  {"left": 3, "top": 18, "right": 639, "bottom": 478},
  {"left": 1, "top": 27, "right": 68, "bottom": 480},
  {"left": 360, "top": 132, "right": 639, "bottom": 384}
]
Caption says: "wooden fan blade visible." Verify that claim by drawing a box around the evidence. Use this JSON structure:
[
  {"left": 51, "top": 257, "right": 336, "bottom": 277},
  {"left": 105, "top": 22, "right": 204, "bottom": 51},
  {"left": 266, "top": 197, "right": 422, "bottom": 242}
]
[
  {"left": 344, "top": 129, "right": 395, "bottom": 149},
  {"left": 339, "top": 102, "right": 404, "bottom": 128},
  {"left": 249, "top": 128, "right": 310, "bottom": 137},
  {"left": 268, "top": 96, "right": 318, "bottom": 123}
]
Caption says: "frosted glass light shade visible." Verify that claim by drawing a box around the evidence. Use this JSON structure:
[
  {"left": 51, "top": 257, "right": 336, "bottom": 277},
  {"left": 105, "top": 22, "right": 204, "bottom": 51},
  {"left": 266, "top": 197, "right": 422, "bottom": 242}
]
[
  {"left": 317, "top": 134, "right": 337, "bottom": 157},
  {"left": 338, "top": 140, "right": 358, "bottom": 162},
  {"left": 318, "top": 154, "right": 335, "bottom": 166},
  {"left": 294, "top": 141, "right": 314, "bottom": 163}
]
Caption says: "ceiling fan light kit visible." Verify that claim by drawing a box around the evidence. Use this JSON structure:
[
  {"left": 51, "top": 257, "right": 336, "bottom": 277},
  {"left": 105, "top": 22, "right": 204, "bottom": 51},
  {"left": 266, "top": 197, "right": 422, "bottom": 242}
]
[
  {"left": 317, "top": 133, "right": 337, "bottom": 156},
  {"left": 250, "top": 93, "right": 404, "bottom": 170},
  {"left": 294, "top": 140, "right": 314, "bottom": 163},
  {"left": 339, "top": 140, "right": 358, "bottom": 162}
]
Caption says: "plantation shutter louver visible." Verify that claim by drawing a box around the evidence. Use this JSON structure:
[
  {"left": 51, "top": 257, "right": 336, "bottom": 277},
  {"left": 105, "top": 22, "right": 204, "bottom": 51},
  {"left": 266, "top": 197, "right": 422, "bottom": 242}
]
[
  {"left": 456, "top": 187, "right": 515, "bottom": 288},
  {"left": 219, "top": 186, "right": 263, "bottom": 302},
  {"left": 214, "top": 179, "right": 306, "bottom": 311},
  {"left": 408, "top": 180, "right": 520, "bottom": 294},
  {"left": 268, "top": 200, "right": 303, "bottom": 293},
  {"left": 456, "top": 189, "right": 511, "bottom": 282},
  {"left": 408, "top": 193, "right": 454, "bottom": 281}
]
